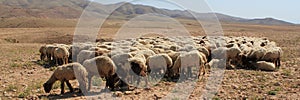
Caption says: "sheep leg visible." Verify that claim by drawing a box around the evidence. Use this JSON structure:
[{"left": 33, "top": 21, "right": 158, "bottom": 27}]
[
  {"left": 65, "top": 57, "right": 68, "bottom": 64},
  {"left": 87, "top": 75, "right": 92, "bottom": 91},
  {"left": 55, "top": 58, "right": 58, "bottom": 66},
  {"left": 60, "top": 80, "right": 65, "bottom": 94},
  {"left": 144, "top": 77, "right": 149, "bottom": 88},
  {"left": 65, "top": 80, "right": 74, "bottom": 93},
  {"left": 47, "top": 54, "right": 51, "bottom": 61},
  {"left": 188, "top": 67, "right": 192, "bottom": 78},
  {"left": 277, "top": 58, "right": 281, "bottom": 69},
  {"left": 40, "top": 54, "right": 44, "bottom": 61}
]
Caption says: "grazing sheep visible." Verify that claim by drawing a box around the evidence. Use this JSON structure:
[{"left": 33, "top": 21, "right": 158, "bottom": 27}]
[
  {"left": 127, "top": 53, "right": 149, "bottom": 87},
  {"left": 262, "top": 47, "right": 282, "bottom": 68},
  {"left": 226, "top": 46, "right": 242, "bottom": 69},
  {"left": 146, "top": 54, "right": 173, "bottom": 79},
  {"left": 171, "top": 51, "right": 206, "bottom": 79},
  {"left": 111, "top": 53, "right": 133, "bottom": 84},
  {"left": 82, "top": 56, "right": 117, "bottom": 91},
  {"left": 46, "top": 45, "right": 57, "bottom": 62},
  {"left": 43, "top": 63, "right": 88, "bottom": 94},
  {"left": 53, "top": 46, "right": 70, "bottom": 65},
  {"left": 39, "top": 45, "right": 47, "bottom": 61},
  {"left": 246, "top": 47, "right": 267, "bottom": 61}
]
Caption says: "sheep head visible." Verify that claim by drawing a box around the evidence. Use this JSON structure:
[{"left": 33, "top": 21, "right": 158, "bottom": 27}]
[
  {"left": 43, "top": 83, "right": 52, "bottom": 93},
  {"left": 129, "top": 58, "right": 147, "bottom": 77}
]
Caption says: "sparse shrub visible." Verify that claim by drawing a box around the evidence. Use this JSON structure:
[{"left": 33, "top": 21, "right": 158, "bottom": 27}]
[
  {"left": 282, "top": 69, "right": 291, "bottom": 76},
  {"left": 268, "top": 90, "right": 277, "bottom": 95},
  {"left": 18, "top": 87, "right": 30, "bottom": 98},
  {"left": 212, "top": 97, "right": 220, "bottom": 100},
  {"left": 10, "top": 63, "right": 22, "bottom": 67},
  {"left": 6, "top": 85, "right": 18, "bottom": 92}
]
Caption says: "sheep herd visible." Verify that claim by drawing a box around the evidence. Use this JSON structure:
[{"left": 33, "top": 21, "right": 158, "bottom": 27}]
[{"left": 39, "top": 36, "right": 283, "bottom": 95}]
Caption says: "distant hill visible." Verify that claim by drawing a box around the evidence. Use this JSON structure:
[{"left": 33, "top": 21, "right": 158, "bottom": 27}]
[{"left": 0, "top": 0, "right": 294, "bottom": 28}]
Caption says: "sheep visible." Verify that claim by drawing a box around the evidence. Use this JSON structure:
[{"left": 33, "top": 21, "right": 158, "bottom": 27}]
[
  {"left": 82, "top": 56, "right": 117, "bottom": 91},
  {"left": 43, "top": 63, "right": 88, "bottom": 94},
  {"left": 146, "top": 54, "right": 173, "bottom": 79},
  {"left": 226, "top": 46, "right": 242, "bottom": 69},
  {"left": 261, "top": 47, "right": 282, "bottom": 69},
  {"left": 39, "top": 45, "right": 47, "bottom": 61},
  {"left": 211, "top": 47, "right": 227, "bottom": 60},
  {"left": 246, "top": 47, "right": 267, "bottom": 62},
  {"left": 126, "top": 53, "right": 149, "bottom": 88},
  {"left": 46, "top": 45, "right": 57, "bottom": 62},
  {"left": 133, "top": 49, "right": 156, "bottom": 59},
  {"left": 170, "top": 51, "right": 206, "bottom": 79},
  {"left": 251, "top": 61, "right": 276, "bottom": 71},
  {"left": 150, "top": 48, "right": 165, "bottom": 54},
  {"left": 53, "top": 46, "right": 70, "bottom": 65},
  {"left": 197, "top": 46, "right": 210, "bottom": 61},
  {"left": 111, "top": 53, "right": 133, "bottom": 84}
]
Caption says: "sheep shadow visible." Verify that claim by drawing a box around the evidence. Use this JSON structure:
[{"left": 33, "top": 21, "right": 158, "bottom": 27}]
[
  {"left": 39, "top": 90, "right": 122, "bottom": 99},
  {"left": 38, "top": 91, "right": 84, "bottom": 100},
  {"left": 32, "top": 60, "right": 58, "bottom": 68}
]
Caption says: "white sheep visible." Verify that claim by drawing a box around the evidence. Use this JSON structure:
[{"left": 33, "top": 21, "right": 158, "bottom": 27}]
[
  {"left": 261, "top": 47, "right": 282, "bottom": 68},
  {"left": 171, "top": 51, "right": 206, "bottom": 79},
  {"left": 252, "top": 61, "right": 276, "bottom": 71},
  {"left": 126, "top": 53, "right": 149, "bottom": 87},
  {"left": 43, "top": 63, "right": 88, "bottom": 94},
  {"left": 246, "top": 47, "right": 267, "bottom": 61},
  {"left": 82, "top": 56, "right": 117, "bottom": 91},
  {"left": 146, "top": 54, "right": 173, "bottom": 79},
  {"left": 53, "top": 46, "right": 70, "bottom": 65},
  {"left": 111, "top": 53, "right": 133, "bottom": 83}
]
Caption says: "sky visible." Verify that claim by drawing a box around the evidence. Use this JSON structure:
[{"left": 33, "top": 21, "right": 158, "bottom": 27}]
[{"left": 94, "top": 0, "right": 300, "bottom": 24}]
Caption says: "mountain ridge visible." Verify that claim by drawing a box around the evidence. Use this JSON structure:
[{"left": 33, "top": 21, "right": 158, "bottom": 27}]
[{"left": 0, "top": 0, "right": 295, "bottom": 27}]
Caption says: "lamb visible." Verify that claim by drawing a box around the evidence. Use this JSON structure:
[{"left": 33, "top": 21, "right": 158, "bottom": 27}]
[
  {"left": 53, "top": 46, "right": 70, "bottom": 65},
  {"left": 261, "top": 47, "right": 282, "bottom": 69},
  {"left": 43, "top": 63, "right": 88, "bottom": 94},
  {"left": 146, "top": 54, "right": 173, "bottom": 79},
  {"left": 82, "top": 56, "right": 117, "bottom": 91}
]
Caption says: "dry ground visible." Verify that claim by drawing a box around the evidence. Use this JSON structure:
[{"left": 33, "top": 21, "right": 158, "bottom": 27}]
[{"left": 0, "top": 19, "right": 300, "bottom": 100}]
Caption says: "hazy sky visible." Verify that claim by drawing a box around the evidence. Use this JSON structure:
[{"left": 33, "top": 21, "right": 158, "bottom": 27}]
[{"left": 94, "top": 0, "right": 299, "bottom": 24}]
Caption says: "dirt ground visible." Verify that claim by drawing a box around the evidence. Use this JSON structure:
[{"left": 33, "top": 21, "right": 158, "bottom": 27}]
[{"left": 0, "top": 20, "right": 300, "bottom": 100}]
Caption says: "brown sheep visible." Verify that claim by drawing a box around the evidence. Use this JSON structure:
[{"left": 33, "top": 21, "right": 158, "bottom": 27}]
[
  {"left": 39, "top": 45, "right": 47, "bottom": 61},
  {"left": 43, "top": 63, "right": 88, "bottom": 94},
  {"left": 45, "top": 45, "right": 57, "bottom": 62}
]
